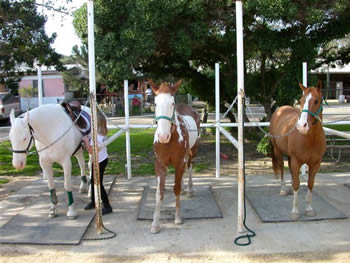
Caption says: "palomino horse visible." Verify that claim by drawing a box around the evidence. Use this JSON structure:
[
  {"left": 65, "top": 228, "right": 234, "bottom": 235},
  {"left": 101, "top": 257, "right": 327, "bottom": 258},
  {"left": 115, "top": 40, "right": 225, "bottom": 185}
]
[
  {"left": 269, "top": 81, "right": 326, "bottom": 220},
  {"left": 9, "top": 104, "right": 90, "bottom": 219},
  {"left": 149, "top": 80, "right": 200, "bottom": 234}
]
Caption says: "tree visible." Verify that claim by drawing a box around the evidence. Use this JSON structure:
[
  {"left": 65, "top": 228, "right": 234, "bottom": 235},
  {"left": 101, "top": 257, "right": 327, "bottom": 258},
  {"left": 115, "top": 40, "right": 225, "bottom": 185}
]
[
  {"left": 73, "top": 0, "right": 350, "bottom": 121},
  {"left": 0, "top": 0, "right": 63, "bottom": 94},
  {"left": 62, "top": 44, "right": 105, "bottom": 98}
]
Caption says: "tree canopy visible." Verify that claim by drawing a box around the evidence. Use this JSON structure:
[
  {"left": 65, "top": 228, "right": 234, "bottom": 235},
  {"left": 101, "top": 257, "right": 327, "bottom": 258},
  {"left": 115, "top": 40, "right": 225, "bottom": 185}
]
[
  {"left": 0, "top": 0, "right": 63, "bottom": 93},
  {"left": 73, "top": 0, "right": 350, "bottom": 120}
]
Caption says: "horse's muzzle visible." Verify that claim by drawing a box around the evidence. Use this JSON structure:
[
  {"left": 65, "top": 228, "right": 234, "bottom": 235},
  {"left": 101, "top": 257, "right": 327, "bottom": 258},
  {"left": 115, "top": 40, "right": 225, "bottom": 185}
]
[
  {"left": 12, "top": 159, "right": 26, "bottom": 170},
  {"left": 158, "top": 134, "right": 171, "bottom": 143}
]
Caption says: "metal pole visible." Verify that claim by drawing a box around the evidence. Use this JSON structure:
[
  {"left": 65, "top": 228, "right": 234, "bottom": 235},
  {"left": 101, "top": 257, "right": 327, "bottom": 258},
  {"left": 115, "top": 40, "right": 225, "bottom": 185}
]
[
  {"left": 301, "top": 62, "right": 308, "bottom": 177},
  {"left": 87, "top": 0, "right": 103, "bottom": 234},
  {"left": 215, "top": 63, "right": 220, "bottom": 178},
  {"left": 124, "top": 80, "right": 132, "bottom": 180},
  {"left": 37, "top": 64, "right": 43, "bottom": 106},
  {"left": 236, "top": 0, "right": 245, "bottom": 233}
]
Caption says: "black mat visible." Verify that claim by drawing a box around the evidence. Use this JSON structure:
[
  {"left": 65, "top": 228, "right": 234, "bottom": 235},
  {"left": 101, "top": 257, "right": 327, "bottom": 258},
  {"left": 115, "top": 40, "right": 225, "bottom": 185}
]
[
  {"left": 246, "top": 185, "right": 347, "bottom": 223},
  {"left": 345, "top": 184, "right": 350, "bottom": 189},
  {"left": 137, "top": 186, "right": 223, "bottom": 220},
  {"left": 0, "top": 176, "right": 115, "bottom": 245}
]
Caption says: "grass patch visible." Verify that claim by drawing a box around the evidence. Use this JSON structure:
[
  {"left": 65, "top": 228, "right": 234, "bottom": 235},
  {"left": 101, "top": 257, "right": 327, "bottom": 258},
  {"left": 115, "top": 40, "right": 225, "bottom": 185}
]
[
  {"left": 0, "top": 178, "right": 9, "bottom": 184},
  {"left": 0, "top": 128, "right": 209, "bottom": 177}
]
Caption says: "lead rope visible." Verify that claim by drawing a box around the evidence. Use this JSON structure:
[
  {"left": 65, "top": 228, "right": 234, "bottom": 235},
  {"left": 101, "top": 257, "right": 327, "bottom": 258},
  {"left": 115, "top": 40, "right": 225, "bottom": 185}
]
[
  {"left": 234, "top": 96, "right": 256, "bottom": 246},
  {"left": 233, "top": 171, "right": 256, "bottom": 246},
  {"left": 83, "top": 96, "right": 116, "bottom": 241}
]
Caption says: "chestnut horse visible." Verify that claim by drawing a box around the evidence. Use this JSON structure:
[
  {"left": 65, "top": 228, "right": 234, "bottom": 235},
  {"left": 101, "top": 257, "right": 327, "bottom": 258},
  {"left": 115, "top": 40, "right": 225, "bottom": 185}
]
[
  {"left": 149, "top": 80, "right": 200, "bottom": 234},
  {"left": 269, "top": 81, "right": 326, "bottom": 220}
]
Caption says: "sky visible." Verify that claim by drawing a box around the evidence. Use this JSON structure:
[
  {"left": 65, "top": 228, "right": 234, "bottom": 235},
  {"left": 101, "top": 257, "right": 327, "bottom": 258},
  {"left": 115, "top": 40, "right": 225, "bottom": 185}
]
[{"left": 41, "top": 0, "right": 86, "bottom": 56}]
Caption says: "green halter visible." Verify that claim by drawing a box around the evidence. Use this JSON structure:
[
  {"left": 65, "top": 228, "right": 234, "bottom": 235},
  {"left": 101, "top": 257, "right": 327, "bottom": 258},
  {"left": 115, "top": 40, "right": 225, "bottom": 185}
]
[
  {"left": 154, "top": 108, "right": 176, "bottom": 124},
  {"left": 301, "top": 97, "right": 324, "bottom": 124}
]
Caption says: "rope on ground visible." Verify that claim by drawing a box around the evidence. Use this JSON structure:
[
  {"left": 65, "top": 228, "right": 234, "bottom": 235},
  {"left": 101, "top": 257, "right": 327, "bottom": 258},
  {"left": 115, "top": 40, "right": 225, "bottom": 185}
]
[{"left": 233, "top": 171, "right": 256, "bottom": 246}]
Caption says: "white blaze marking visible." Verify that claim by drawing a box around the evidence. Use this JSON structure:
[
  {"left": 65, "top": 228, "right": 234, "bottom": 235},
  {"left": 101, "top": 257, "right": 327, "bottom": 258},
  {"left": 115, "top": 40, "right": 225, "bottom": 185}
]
[{"left": 297, "top": 93, "right": 312, "bottom": 133}]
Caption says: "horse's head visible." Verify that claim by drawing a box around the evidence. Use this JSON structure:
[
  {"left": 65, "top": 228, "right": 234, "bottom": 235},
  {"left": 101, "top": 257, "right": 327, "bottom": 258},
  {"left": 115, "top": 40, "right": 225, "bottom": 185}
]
[
  {"left": 9, "top": 109, "right": 34, "bottom": 170},
  {"left": 297, "top": 80, "right": 323, "bottom": 135},
  {"left": 149, "top": 79, "right": 182, "bottom": 143}
]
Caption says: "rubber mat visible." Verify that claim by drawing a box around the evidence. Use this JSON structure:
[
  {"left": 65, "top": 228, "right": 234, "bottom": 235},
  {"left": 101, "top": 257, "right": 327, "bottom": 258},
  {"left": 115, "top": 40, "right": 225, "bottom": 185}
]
[
  {"left": 0, "top": 176, "right": 115, "bottom": 245},
  {"left": 137, "top": 186, "right": 223, "bottom": 220},
  {"left": 246, "top": 185, "right": 347, "bottom": 222}
]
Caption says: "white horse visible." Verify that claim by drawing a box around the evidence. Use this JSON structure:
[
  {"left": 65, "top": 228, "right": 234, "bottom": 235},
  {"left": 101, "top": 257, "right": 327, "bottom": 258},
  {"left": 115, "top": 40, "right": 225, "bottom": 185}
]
[{"left": 9, "top": 104, "right": 90, "bottom": 219}]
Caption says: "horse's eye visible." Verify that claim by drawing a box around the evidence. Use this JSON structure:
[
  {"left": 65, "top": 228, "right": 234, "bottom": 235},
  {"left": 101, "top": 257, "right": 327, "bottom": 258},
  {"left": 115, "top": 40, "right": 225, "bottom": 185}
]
[{"left": 315, "top": 100, "right": 318, "bottom": 104}]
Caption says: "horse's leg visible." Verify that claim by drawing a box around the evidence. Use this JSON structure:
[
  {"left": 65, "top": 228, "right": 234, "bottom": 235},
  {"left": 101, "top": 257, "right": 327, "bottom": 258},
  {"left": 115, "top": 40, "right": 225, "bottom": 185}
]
[
  {"left": 304, "top": 162, "right": 320, "bottom": 217},
  {"left": 75, "top": 149, "right": 88, "bottom": 194},
  {"left": 280, "top": 157, "right": 292, "bottom": 196},
  {"left": 186, "top": 162, "right": 194, "bottom": 198},
  {"left": 289, "top": 158, "right": 302, "bottom": 220},
  {"left": 272, "top": 147, "right": 288, "bottom": 196},
  {"left": 62, "top": 158, "right": 78, "bottom": 219},
  {"left": 174, "top": 163, "right": 186, "bottom": 225},
  {"left": 40, "top": 158, "right": 57, "bottom": 218},
  {"left": 151, "top": 161, "right": 166, "bottom": 234}
]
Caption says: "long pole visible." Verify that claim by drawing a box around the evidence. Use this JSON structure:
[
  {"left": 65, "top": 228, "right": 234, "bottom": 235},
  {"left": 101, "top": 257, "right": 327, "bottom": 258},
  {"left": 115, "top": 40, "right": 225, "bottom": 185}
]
[
  {"left": 236, "top": 0, "right": 245, "bottom": 233},
  {"left": 215, "top": 63, "right": 220, "bottom": 178},
  {"left": 87, "top": 0, "right": 103, "bottom": 234},
  {"left": 301, "top": 62, "right": 308, "bottom": 177},
  {"left": 37, "top": 64, "right": 43, "bottom": 106},
  {"left": 124, "top": 80, "right": 132, "bottom": 180}
]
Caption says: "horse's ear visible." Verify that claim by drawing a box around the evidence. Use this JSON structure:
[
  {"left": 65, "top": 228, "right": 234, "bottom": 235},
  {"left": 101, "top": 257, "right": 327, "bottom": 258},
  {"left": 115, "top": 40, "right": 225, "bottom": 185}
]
[
  {"left": 148, "top": 79, "right": 159, "bottom": 95},
  {"left": 9, "top": 109, "right": 16, "bottom": 125},
  {"left": 298, "top": 82, "right": 307, "bottom": 93},
  {"left": 170, "top": 80, "right": 182, "bottom": 95},
  {"left": 316, "top": 80, "right": 322, "bottom": 94}
]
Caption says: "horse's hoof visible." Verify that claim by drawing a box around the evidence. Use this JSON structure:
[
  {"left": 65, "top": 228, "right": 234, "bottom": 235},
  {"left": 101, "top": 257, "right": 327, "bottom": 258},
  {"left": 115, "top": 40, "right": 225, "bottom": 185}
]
[
  {"left": 175, "top": 217, "right": 183, "bottom": 225},
  {"left": 289, "top": 212, "right": 299, "bottom": 220},
  {"left": 150, "top": 225, "right": 160, "bottom": 234},
  {"left": 305, "top": 209, "right": 316, "bottom": 217},
  {"left": 67, "top": 210, "right": 78, "bottom": 220},
  {"left": 186, "top": 191, "right": 194, "bottom": 198},
  {"left": 79, "top": 187, "right": 88, "bottom": 194},
  {"left": 48, "top": 213, "right": 57, "bottom": 218},
  {"left": 280, "top": 189, "right": 289, "bottom": 196},
  {"left": 48, "top": 208, "right": 57, "bottom": 218}
]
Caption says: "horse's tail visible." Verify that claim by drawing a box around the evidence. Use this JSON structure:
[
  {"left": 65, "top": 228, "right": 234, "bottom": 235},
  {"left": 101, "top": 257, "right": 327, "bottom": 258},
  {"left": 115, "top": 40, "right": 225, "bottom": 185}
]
[{"left": 269, "top": 139, "right": 280, "bottom": 177}]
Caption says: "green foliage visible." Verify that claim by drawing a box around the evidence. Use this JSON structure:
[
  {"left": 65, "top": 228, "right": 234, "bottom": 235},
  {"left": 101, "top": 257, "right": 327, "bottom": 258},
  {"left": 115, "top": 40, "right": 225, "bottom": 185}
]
[
  {"left": 0, "top": 0, "right": 63, "bottom": 90},
  {"left": 73, "top": 0, "right": 350, "bottom": 118},
  {"left": 256, "top": 136, "right": 272, "bottom": 156}
]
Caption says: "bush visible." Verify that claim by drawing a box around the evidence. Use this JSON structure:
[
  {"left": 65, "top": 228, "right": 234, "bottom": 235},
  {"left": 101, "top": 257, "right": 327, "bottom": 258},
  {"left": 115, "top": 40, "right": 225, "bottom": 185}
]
[{"left": 256, "top": 136, "right": 271, "bottom": 156}]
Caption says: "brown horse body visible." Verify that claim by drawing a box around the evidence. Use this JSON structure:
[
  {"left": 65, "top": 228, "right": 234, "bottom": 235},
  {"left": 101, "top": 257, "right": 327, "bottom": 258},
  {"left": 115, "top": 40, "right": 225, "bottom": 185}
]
[
  {"left": 269, "top": 81, "right": 326, "bottom": 220},
  {"left": 149, "top": 80, "right": 200, "bottom": 233}
]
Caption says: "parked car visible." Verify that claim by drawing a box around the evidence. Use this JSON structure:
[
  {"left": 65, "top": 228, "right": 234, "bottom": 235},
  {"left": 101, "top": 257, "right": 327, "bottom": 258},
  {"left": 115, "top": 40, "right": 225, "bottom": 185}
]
[{"left": 0, "top": 92, "right": 21, "bottom": 120}]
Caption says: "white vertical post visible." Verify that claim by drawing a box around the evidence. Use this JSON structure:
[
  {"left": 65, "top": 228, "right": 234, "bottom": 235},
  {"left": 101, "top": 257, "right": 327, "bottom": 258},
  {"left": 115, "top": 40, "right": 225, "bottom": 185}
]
[
  {"left": 301, "top": 62, "right": 307, "bottom": 177},
  {"left": 215, "top": 63, "right": 220, "bottom": 179},
  {"left": 37, "top": 65, "right": 43, "bottom": 106},
  {"left": 124, "top": 80, "right": 132, "bottom": 180},
  {"left": 87, "top": 0, "right": 103, "bottom": 234},
  {"left": 236, "top": 0, "right": 245, "bottom": 233}
]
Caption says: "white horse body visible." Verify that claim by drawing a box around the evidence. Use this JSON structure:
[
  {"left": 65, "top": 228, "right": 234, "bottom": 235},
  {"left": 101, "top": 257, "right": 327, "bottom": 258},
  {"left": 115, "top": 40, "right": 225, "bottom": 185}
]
[{"left": 9, "top": 104, "right": 90, "bottom": 219}]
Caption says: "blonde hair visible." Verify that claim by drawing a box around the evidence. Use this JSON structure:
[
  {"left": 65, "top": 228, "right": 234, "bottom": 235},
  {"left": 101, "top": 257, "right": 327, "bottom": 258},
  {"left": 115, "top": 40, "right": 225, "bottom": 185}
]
[{"left": 97, "top": 111, "right": 108, "bottom": 136}]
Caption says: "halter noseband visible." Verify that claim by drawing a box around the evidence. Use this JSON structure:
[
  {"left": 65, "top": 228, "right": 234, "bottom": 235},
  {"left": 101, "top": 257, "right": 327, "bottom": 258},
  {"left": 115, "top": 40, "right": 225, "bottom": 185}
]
[
  {"left": 301, "top": 104, "right": 323, "bottom": 125},
  {"left": 11, "top": 124, "right": 35, "bottom": 154},
  {"left": 154, "top": 105, "right": 176, "bottom": 124}
]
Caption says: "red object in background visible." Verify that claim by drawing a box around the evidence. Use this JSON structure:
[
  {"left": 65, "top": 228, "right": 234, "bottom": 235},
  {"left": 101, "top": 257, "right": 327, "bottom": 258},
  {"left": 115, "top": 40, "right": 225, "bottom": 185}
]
[
  {"left": 220, "top": 152, "right": 229, "bottom": 160},
  {"left": 132, "top": 97, "right": 141, "bottom": 106}
]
